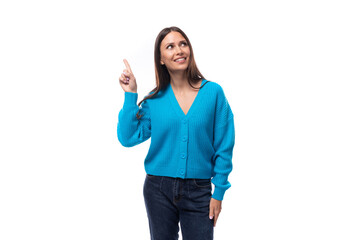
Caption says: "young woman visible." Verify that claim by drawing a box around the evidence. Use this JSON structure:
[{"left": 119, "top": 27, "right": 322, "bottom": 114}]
[{"left": 117, "top": 26, "right": 235, "bottom": 240}]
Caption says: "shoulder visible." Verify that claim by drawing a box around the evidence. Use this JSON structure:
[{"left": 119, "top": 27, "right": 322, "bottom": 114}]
[
  {"left": 142, "top": 89, "right": 158, "bottom": 102},
  {"left": 147, "top": 85, "right": 167, "bottom": 99},
  {"left": 141, "top": 88, "right": 163, "bottom": 106},
  {"left": 203, "top": 80, "right": 226, "bottom": 97}
]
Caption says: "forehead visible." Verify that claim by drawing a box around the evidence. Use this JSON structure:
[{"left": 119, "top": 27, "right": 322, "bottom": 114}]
[{"left": 161, "top": 31, "right": 186, "bottom": 45}]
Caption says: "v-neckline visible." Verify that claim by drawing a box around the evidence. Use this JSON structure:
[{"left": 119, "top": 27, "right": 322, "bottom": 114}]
[{"left": 168, "top": 79, "right": 206, "bottom": 119}]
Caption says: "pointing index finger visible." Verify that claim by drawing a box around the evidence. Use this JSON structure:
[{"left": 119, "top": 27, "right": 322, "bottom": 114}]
[{"left": 123, "top": 59, "right": 133, "bottom": 73}]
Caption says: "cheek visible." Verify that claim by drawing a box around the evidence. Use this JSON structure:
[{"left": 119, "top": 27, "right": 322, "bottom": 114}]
[{"left": 162, "top": 53, "right": 172, "bottom": 62}]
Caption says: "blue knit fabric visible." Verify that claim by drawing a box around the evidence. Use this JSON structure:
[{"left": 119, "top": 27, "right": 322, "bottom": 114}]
[{"left": 117, "top": 79, "right": 235, "bottom": 201}]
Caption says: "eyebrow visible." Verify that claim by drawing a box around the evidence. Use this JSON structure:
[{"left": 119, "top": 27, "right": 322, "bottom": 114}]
[{"left": 165, "top": 40, "right": 187, "bottom": 47}]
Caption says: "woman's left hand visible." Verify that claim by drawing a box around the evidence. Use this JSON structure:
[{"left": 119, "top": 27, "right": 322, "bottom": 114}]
[{"left": 209, "top": 197, "right": 222, "bottom": 227}]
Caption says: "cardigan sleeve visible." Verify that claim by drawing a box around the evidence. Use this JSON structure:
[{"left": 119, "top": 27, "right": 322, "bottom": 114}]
[
  {"left": 211, "top": 85, "right": 235, "bottom": 201},
  {"left": 117, "top": 92, "right": 151, "bottom": 147}
]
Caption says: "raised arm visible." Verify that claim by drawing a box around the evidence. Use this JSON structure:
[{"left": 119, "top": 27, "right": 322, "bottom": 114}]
[{"left": 117, "top": 59, "right": 151, "bottom": 147}]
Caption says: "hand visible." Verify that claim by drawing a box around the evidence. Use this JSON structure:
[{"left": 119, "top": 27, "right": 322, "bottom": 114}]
[
  {"left": 209, "top": 197, "right": 222, "bottom": 227},
  {"left": 119, "top": 59, "right": 137, "bottom": 93}
]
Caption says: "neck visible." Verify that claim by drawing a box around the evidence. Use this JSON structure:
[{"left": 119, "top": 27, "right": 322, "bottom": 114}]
[{"left": 169, "top": 70, "right": 188, "bottom": 91}]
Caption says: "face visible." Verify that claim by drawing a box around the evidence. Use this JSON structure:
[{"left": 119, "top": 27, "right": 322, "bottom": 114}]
[{"left": 160, "top": 31, "right": 190, "bottom": 72}]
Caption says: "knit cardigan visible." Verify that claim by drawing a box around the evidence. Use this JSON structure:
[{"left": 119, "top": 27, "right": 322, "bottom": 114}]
[{"left": 117, "top": 79, "right": 235, "bottom": 201}]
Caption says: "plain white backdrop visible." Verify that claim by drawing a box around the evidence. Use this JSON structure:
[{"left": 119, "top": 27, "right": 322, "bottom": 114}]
[{"left": 0, "top": 0, "right": 359, "bottom": 239}]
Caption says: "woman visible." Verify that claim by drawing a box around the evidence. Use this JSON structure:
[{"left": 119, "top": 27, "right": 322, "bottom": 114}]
[{"left": 117, "top": 26, "right": 235, "bottom": 240}]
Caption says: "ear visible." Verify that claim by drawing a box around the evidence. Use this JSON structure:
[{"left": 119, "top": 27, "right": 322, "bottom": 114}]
[{"left": 160, "top": 60, "right": 164, "bottom": 65}]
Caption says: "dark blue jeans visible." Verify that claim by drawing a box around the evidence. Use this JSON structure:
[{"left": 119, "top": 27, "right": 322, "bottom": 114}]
[{"left": 143, "top": 174, "right": 214, "bottom": 240}]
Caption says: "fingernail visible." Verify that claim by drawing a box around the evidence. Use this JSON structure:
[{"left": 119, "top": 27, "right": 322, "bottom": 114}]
[{"left": 209, "top": 216, "right": 213, "bottom": 219}]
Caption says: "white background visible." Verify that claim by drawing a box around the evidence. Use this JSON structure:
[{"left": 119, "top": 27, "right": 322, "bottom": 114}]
[{"left": 1, "top": 0, "right": 359, "bottom": 239}]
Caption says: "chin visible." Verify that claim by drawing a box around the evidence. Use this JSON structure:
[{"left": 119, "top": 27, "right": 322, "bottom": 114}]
[
  {"left": 173, "top": 68, "right": 188, "bottom": 73},
  {"left": 175, "top": 63, "right": 189, "bottom": 70}
]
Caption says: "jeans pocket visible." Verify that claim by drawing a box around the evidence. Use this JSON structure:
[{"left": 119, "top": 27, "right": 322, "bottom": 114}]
[{"left": 193, "top": 178, "right": 212, "bottom": 188}]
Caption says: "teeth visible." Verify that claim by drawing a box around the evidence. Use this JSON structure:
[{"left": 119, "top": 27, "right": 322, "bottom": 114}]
[{"left": 175, "top": 58, "right": 185, "bottom": 62}]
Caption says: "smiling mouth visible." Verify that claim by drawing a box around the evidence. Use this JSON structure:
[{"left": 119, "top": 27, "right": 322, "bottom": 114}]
[{"left": 174, "top": 57, "right": 186, "bottom": 62}]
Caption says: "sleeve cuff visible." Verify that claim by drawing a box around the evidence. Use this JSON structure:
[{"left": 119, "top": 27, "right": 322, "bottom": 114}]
[
  {"left": 212, "top": 187, "right": 226, "bottom": 201},
  {"left": 123, "top": 91, "right": 138, "bottom": 108}
]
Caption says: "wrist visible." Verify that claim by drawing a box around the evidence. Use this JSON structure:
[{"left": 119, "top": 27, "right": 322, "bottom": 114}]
[{"left": 123, "top": 91, "right": 138, "bottom": 107}]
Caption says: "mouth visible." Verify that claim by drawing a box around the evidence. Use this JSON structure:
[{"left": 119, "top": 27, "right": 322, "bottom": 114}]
[{"left": 174, "top": 57, "right": 186, "bottom": 63}]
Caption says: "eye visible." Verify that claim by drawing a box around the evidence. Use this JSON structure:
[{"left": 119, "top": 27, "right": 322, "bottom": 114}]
[
  {"left": 166, "top": 44, "right": 173, "bottom": 49},
  {"left": 181, "top": 42, "right": 187, "bottom": 46}
]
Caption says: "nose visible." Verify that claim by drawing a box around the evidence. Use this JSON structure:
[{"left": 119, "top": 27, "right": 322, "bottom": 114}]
[{"left": 175, "top": 45, "right": 184, "bottom": 55}]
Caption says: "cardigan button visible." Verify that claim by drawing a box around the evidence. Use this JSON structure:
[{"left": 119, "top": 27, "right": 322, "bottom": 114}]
[
  {"left": 181, "top": 153, "right": 186, "bottom": 159},
  {"left": 180, "top": 169, "right": 185, "bottom": 175},
  {"left": 182, "top": 136, "right": 187, "bottom": 142}
]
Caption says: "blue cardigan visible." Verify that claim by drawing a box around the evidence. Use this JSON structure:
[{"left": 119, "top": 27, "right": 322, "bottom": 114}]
[{"left": 117, "top": 79, "right": 235, "bottom": 201}]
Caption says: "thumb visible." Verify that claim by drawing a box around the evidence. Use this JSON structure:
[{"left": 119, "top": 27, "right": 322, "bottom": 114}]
[{"left": 209, "top": 203, "right": 214, "bottom": 220}]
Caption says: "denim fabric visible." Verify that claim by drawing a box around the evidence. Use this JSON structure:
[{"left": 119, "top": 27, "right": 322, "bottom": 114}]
[{"left": 143, "top": 174, "right": 214, "bottom": 240}]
